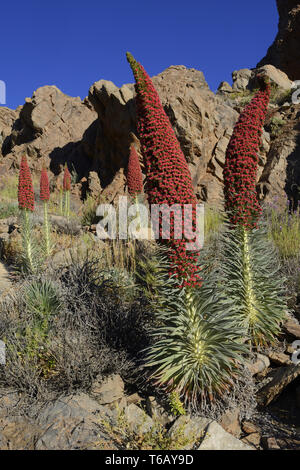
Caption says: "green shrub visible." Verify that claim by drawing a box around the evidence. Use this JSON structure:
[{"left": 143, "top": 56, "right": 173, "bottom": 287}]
[
  {"left": 169, "top": 391, "right": 186, "bottom": 417},
  {"left": 265, "top": 204, "right": 300, "bottom": 259},
  {"left": 81, "top": 195, "right": 99, "bottom": 226},
  {"left": 269, "top": 116, "right": 285, "bottom": 138},
  {"left": 0, "top": 203, "right": 19, "bottom": 219},
  {"left": 204, "top": 206, "right": 223, "bottom": 242}
]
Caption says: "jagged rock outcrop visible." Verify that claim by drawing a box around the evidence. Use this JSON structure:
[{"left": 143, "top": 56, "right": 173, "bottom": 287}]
[
  {"left": 89, "top": 65, "right": 239, "bottom": 206},
  {"left": 1, "top": 63, "right": 299, "bottom": 208},
  {"left": 0, "top": 107, "right": 18, "bottom": 154},
  {"left": 258, "top": 0, "right": 300, "bottom": 81},
  {"left": 258, "top": 102, "right": 300, "bottom": 208},
  {"left": 1, "top": 86, "right": 98, "bottom": 182},
  {"left": 1, "top": 66, "right": 240, "bottom": 207},
  {"left": 230, "top": 65, "right": 292, "bottom": 92}
]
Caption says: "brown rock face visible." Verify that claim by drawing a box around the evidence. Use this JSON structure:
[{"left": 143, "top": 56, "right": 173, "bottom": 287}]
[
  {"left": 258, "top": 0, "right": 300, "bottom": 81},
  {"left": 1, "top": 85, "right": 98, "bottom": 181},
  {"left": 0, "top": 107, "right": 18, "bottom": 155},
  {"left": 88, "top": 65, "right": 238, "bottom": 206},
  {"left": 258, "top": 103, "right": 300, "bottom": 208},
  {"left": 1, "top": 63, "right": 299, "bottom": 209},
  {"left": 152, "top": 66, "right": 238, "bottom": 206}
]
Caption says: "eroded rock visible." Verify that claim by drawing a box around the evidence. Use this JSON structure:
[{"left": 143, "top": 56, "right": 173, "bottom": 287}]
[
  {"left": 257, "top": 364, "right": 300, "bottom": 406},
  {"left": 90, "top": 374, "right": 124, "bottom": 405},
  {"left": 258, "top": 0, "right": 300, "bottom": 81},
  {"left": 198, "top": 421, "right": 253, "bottom": 450}
]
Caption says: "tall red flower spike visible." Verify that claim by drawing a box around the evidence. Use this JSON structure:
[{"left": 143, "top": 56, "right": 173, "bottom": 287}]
[
  {"left": 63, "top": 166, "right": 71, "bottom": 191},
  {"left": 223, "top": 76, "right": 271, "bottom": 229},
  {"left": 40, "top": 168, "right": 50, "bottom": 202},
  {"left": 127, "top": 145, "right": 143, "bottom": 196},
  {"left": 18, "top": 155, "right": 35, "bottom": 211},
  {"left": 127, "top": 52, "right": 201, "bottom": 288}
]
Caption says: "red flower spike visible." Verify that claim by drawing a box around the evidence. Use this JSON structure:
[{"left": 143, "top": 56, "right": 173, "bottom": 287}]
[
  {"left": 40, "top": 168, "right": 50, "bottom": 202},
  {"left": 18, "top": 155, "right": 35, "bottom": 211},
  {"left": 63, "top": 166, "right": 71, "bottom": 191},
  {"left": 127, "top": 145, "right": 143, "bottom": 195},
  {"left": 127, "top": 52, "right": 201, "bottom": 288},
  {"left": 223, "top": 76, "right": 271, "bottom": 228}
]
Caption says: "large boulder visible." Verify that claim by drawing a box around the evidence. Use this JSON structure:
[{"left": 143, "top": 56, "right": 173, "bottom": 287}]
[
  {"left": 1, "top": 85, "right": 98, "bottom": 184},
  {"left": 231, "top": 65, "right": 292, "bottom": 92},
  {"left": 35, "top": 393, "right": 116, "bottom": 450},
  {"left": 198, "top": 421, "right": 253, "bottom": 450}
]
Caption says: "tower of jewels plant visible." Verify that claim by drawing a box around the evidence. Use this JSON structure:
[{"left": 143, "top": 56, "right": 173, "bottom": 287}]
[
  {"left": 127, "top": 52, "right": 201, "bottom": 289},
  {"left": 18, "top": 155, "right": 36, "bottom": 273},
  {"left": 128, "top": 54, "right": 249, "bottom": 406},
  {"left": 221, "top": 75, "right": 287, "bottom": 345}
]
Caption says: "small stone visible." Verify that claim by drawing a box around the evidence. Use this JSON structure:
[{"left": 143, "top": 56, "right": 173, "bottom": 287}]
[
  {"left": 284, "top": 319, "right": 300, "bottom": 339},
  {"left": 241, "top": 433, "right": 261, "bottom": 448},
  {"left": 268, "top": 350, "right": 291, "bottom": 366},
  {"left": 198, "top": 421, "right": 253, "bottom": 450},
  {"left": 126, "top": 393, "right": 142, "bottom": 406},
  {"left": 217, "top": 81, "right": 233, "bottom": 93},
  {"left": 87, "top": 171, "right": 102, "bottom": 198},
  {"left": 255, "top": 65, "right": 292, "bottom": 91},
  {"left": 262, "top": 437, "right": 280, "bottom": 450},
  {"left": 286, "top": 344, "right": 295, "bottom": 355},
  {"left": 35, "top": 393, "right": 117, "bottom": 450},
  {"left": 168, "top": 415, "right": 211, "bottom": 450},
  {"left": 232, "top": 69, "right": 252, "bottom": 91},
  {"left": 246, "top": 354, "right": 270, "bottom": 376},
  {"left": 257, "top": 365, "right": 300, "bottom": 406},
  {"left": 219, "top": 408, "right": 241, "bottom": 438},
  {"left": 90, "top": 374, "right": 124, "bottom": 405},
  {"left": 123, "top": 404, "right": 153, "bottom": 435},
  {"left": 145, "top": 396, "right": 173, "bottom": 426},
  {"left": 242, "top": 421, "right": 260, "bottom": 435}
]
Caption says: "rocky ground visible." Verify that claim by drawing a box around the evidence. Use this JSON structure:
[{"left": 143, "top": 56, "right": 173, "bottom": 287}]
[
  {"left": 0, "top": 262, "right": 11, "bottom": 295},
  {"left": 0, "top": 212, "right": 300, "bottom": 450}
]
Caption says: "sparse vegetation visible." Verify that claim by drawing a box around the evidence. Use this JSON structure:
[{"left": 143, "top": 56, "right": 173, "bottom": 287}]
[
  {"left": 98, "top": 406, "right": 194, "bottom": 450},
  {"left": 81, "top": 195, "right": 99, "bottom": 226},
  {"left": 269, "top": 115, "right": 285, "bottom": 137},
  {"left": 0, "top": 202, "right": 19, "bottom": 219},
  {"left": 264, "top": 201, "right": 300, "bottom": 259}
]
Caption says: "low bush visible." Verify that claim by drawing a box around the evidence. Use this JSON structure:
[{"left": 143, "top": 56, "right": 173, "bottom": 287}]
[{"left": 0, "top": 256, "right": 153, "bottom": 402}]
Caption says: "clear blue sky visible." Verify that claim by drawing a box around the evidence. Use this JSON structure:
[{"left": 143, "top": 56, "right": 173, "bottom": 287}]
[{"left": 1, "top": 0, "right": 278, "bottom": 109}]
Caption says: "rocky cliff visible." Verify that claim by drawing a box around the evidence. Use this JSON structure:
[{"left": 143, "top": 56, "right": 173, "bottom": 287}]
[
  {"left": 258, "top": 0, "right": 300, "bottom": 81},
  {"left": 0, "top": 61, "right": 300, "bottom": 209}
]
